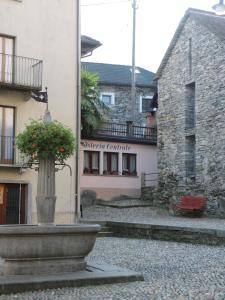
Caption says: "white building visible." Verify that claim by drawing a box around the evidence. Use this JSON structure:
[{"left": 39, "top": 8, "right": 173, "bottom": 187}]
[{"left": 0, "top": 0, "right": 79, "bottom": 224}]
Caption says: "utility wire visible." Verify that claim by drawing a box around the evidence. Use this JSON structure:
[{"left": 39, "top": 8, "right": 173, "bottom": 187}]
[{"left": 81, "top": 0, "right": 128, "bottom": 6}]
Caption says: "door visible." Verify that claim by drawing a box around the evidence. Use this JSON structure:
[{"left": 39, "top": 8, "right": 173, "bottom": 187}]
[
  {"left": 0, "top": 184, "right": 26, "bottom": 224},
  {"left": 0, "top": 36, "right": 14, "bottom": 83}
]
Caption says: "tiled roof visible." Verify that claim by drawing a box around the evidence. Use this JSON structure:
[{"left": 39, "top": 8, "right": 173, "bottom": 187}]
[
  {"left": 156, "top": 8, "right": 225, "bottom": 79},
  {"left": 81, "top": 62, "right": 156, "bottom": 87}
]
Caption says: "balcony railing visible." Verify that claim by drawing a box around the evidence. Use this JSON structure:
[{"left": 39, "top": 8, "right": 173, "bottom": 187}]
[
  {"left": 0, "top": 136, "right": 27, "bottom": 167},
  {"left": 91, "top": 121, "right": 157, "bottom": 144},
  {"left": 0, "top": 53, "right": 43, "bottom": 91}
]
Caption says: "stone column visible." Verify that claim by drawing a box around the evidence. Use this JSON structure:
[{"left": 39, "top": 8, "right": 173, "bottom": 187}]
[
  {"left": 36, "top": 156, "right": 56, "bottom": 225},
  {"left": 36, "top": 110, "right": 56, "bottom": 225}
]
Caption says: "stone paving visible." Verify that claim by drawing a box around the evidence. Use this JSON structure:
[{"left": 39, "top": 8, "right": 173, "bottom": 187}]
[{"left": 2, "top": 206, "right": 225, "bottom": 299}]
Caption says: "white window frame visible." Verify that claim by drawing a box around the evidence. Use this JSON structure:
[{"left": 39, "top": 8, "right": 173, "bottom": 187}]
[
  {"left": 139, "top": 95, "right": 153, "bottom": 113},
  {"left": 100, "top": 92, "right": 115, "bottom": 106}
]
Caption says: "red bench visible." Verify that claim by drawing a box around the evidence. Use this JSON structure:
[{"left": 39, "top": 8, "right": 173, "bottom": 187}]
[{"left": 172, "top": 196, "right": 207, "bottom": 215}]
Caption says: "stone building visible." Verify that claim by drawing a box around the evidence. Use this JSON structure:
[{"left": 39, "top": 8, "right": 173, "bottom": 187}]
[
  {"left": 80, "top": 62, "right": 158, "bottom": 202},
  {"left": 81, "top": 62, "right": 157, "bottom": 126},
  {"left": 154, "top": 8, "right": 225, "bottom": 215},
  {"left": 0, "top": 0, "right": 79, "bottom": 224}
]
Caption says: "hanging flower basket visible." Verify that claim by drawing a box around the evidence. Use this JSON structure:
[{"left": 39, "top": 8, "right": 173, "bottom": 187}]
[{"left": 16, "top": 119, "right": 75, "bottom": 164}]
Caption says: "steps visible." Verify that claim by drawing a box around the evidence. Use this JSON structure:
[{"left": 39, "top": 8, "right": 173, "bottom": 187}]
[
  {"left": 79, "top": 220, "right": 113, "bottom": 237},
  {"left": 95, "top": 198, "right": 152, "bottom": 208},
  {"left": 97, "top": 226, "right": 114, "bottom": 237}
]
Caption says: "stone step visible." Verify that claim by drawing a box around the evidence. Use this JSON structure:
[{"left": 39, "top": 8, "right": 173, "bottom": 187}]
[
  {"left": 96, "top": 198, "right": 152, "bottom": 208},
  {"left": 79, "top": 220, "right": 107, "bottom": 226},
  {"left": 97, "top": 231, "right": 114, "bottom": 237}
]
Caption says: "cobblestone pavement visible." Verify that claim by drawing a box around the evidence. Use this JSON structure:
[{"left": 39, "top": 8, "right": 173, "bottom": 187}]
[
  {"left": 2, "top": 237, "right": 225, "bottom": 300},
  {"left": 83, "top": 205, "right": 225, "bottom": 230}
]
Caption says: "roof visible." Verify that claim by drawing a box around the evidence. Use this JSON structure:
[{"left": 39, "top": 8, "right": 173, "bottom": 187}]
[
  {"left": 156, "top": 8, "right": 225, "bottom": 79},
  {"left": 81, "top": 62, "right": 156, "bottom": 88},
  {"left": 81, "top": 35, "right": 102, "bottom": 57}
]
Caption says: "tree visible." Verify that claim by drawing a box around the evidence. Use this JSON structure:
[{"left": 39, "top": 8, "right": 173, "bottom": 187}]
[{"left": 81, "top": 69, "right": 109, "bottom": 137}]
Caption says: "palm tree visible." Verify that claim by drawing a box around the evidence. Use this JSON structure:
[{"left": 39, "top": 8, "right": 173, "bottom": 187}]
[{"left": 81, "top": 69, "right": 109, "bottom": 137}]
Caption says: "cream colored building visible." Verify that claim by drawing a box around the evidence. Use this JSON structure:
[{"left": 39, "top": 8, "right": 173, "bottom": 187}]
[{"left": 0, "top": 0, "right": 78, "bottom": 224}]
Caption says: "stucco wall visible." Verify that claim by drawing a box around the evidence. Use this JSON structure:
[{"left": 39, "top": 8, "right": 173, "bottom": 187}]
[
  {"left": 0, "top": 0, "right": 77, "bottom": 223},
  {"left": 80, "top": 139, "right": 157, "bottom": 201}
]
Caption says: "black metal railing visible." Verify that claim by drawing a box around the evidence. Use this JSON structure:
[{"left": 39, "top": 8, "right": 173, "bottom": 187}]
[
  {"left": 0, "top": 53, "right": 43, "bottom": 90},
  {"left": 141, "top": 172, "right": 158, "bottom": 187},
  {"left": 95, "top": 121, "right": 157, "bottom": 143},
  {"left": 0, "top": 136, "right": 26, "bottom": 166}
]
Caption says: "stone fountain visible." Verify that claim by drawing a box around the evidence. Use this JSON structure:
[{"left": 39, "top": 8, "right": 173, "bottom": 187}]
[
  {"left": 0, "top": 111, "right": 100, "bottom": 276},
  {"left": 0, "top": 111, "right": 143, "bottom": 295}
]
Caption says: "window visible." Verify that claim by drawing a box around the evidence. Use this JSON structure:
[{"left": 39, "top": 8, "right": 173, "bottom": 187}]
[
  {"left": 103, "top": 152, "right": 118, "bottom": 175},
  {"left": 188, "top": 38, "right": 192, "bottom": 75},
  {"left": 139, "top": 96, "right": 153, "bottom": 113},
  {"left": 185, "top": 82, "right": 195, "bottom": 129},
  {"left": 0, "top": 36, "right": 14, "bottom": 84},
  {"left": 0, "top": 106, "right": 15, "bottom": 164},
  {"left": 122, "top": 153, "right": 137, "bottom": 176},
  {"left": 100, "top": 92, "right": 115, "bottom": 106},
  {"left": 83, "top": 151, "right": 99, "bottom": 174},
  {"left": 185, "top": 135, "right": 195, "bottom": 179}
]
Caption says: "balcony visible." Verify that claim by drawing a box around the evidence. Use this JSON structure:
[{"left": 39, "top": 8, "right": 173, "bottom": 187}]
[
  {"left": 0, "top": 136, "right": 27, "bottom": 168},
  {"left": 85, "top": 121, "right": 157, "bottom": 145},
  {"left": 0, "top": 53, "right": 43, "bottom": 91}
]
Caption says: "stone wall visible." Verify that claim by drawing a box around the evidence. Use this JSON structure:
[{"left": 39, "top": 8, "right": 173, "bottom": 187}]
[
  {"left": 156, "top": 15, "right": 225, "bottom": 216},
  {"left": 100, "top": 84, "right": 156, "bottom": 125}
]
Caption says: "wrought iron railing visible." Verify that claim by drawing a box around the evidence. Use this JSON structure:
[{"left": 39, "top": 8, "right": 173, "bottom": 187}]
[
  {"left": 0, "top": 53, "right": 43, "bottom": 90},
  {"left": 0, "top": 136, "right": 27, "bottom": 166},
  {"left": 95, "top": 121, "right": 157, "bottom": 143}
]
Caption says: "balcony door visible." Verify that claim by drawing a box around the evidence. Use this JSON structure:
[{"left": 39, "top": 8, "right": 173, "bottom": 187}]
[
  {"left": 0, "top": 36, "right": 14, "bottom": 84},
  {"left": 0, "top": 106, "right": 14, "bottom": 164}
]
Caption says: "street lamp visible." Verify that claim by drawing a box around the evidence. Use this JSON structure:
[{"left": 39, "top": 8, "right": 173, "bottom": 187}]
[{"left": 212, "top": 0, "right": 225, "bottom": 15}]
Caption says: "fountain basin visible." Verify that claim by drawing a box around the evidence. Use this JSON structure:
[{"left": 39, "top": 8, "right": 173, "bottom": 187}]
[{"left": 0, "top": 224, "right": 100, "bottom": 275}]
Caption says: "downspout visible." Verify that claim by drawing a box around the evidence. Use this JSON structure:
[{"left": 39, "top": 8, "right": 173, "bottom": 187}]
[{"left": 74, "top": 0, "right": 81, "bottom": 223}]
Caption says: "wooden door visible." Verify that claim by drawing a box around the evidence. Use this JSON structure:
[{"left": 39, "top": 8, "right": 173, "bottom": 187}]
[{"left": 0, "top": 184, "right": 26, "bottom": 225}]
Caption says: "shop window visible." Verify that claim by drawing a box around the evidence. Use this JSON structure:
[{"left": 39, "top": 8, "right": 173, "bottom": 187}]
[
  {"left": 122, "top": 153, "right": 137, "bottom": 176},
  {"left": 103, "top": 152, "right": 118, "bottom": 175},
  {"left": 83, "top": 151, "right": 99, "bottom": 174}
]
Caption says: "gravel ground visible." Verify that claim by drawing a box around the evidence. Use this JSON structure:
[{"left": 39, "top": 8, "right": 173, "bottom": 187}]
[
  {"left": 2, "top": 206, "right": 225, "bottom": 300},
  {"left": 2, "top": 237, "right": 225, "bottom": 300},
  {"left": 83, "top": 205, "right": 225, "bottom": 230}
]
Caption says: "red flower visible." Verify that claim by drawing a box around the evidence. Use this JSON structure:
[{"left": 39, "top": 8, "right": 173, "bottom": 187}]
[{"left": 59, "top": 147, "right": 65, "bottom": 153}]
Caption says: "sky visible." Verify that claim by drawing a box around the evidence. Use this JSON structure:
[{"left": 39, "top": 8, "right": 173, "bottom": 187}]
[{"left": 81, "top": 0, "right": 218, "bottom": 73}]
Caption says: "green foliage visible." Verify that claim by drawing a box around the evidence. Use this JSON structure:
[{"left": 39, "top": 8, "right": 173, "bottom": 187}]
[
  {"left": 81, "top": 69, "right": 109, "bottom": 137},
  {"left": 16, "top": 119, "right": 75, "bottom": 163}
]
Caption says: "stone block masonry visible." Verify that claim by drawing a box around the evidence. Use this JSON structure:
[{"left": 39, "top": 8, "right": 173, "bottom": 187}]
[{"left": 156, "top": 12, "right": 225, "bottom": 216}]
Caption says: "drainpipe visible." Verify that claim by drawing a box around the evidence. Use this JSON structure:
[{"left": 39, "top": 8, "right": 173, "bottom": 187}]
[{"left": 74, "top": 0, "right": 81, "bottom": 223}]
